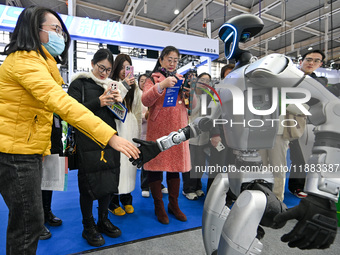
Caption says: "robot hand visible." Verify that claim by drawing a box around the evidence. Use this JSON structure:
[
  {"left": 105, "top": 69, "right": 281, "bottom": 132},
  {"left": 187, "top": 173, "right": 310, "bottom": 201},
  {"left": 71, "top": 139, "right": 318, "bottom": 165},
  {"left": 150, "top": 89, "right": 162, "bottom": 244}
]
[
  {"left": 273, "top": 194, "right": 337, "bottom": 249},
  {"left": 129, "top": 138, "right": 161, "bottom": 168},
  {"left": 130, "top": 124, "right": 201, "bottom": 168}
]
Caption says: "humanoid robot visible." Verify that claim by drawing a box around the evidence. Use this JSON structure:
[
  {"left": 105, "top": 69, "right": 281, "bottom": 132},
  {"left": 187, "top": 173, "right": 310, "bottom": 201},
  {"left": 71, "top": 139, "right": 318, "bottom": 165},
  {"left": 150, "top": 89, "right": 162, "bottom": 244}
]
[{"left": 131, "top": 14, "right": 339, "bottom": 255}]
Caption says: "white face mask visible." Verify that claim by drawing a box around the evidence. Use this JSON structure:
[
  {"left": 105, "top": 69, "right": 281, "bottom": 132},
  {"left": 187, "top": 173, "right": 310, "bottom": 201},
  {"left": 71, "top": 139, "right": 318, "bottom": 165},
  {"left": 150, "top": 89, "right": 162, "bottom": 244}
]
[{"left": 41, "top": 30, "right": 65, "bottom": 57}]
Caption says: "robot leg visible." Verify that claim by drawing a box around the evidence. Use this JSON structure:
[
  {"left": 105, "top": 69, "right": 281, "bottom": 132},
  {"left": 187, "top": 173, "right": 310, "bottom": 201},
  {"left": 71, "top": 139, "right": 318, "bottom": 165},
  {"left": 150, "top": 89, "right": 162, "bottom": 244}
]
[
  {"left": 217, "top": 190, "right": 267, "bottom": 255},
  {"left": 202, "top": 173, "right": 230, "bottom": 255}
]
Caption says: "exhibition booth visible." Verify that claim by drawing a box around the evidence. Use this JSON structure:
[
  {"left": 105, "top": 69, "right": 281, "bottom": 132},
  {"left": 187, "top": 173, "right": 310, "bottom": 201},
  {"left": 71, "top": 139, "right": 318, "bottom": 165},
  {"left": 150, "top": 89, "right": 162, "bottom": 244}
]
[{"left": 0, "top": 4, "right": 219, "bottom": 83}]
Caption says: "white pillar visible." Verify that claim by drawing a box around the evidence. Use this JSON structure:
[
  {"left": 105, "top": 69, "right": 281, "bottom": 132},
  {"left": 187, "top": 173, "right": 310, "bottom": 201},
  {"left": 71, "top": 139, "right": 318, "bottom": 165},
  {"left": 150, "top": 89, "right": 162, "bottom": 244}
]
[
  {"left": 203, "top": 1, "right": 211, "bottom": 73},
  {"left": 208, "top": 57, "right": 211, "bottom": 75},
  {"left": 207, "top": 21, "right": 211, "bottom": 39},
  {"left": 324, "top": 15, "right": 329, "bottom": 62},
  {"left": 291, "top": 29, "right": 295, "bottom": 52},
  {"left": 67, "top": 0, "right": 75, "bottom": 85}
]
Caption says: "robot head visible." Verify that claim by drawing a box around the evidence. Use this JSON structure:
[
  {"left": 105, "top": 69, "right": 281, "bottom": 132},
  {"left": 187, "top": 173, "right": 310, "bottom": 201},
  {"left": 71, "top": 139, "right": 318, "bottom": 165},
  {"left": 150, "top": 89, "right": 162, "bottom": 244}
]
[{"left": 219, "top": 14, "right": 264, "bottom": 60}]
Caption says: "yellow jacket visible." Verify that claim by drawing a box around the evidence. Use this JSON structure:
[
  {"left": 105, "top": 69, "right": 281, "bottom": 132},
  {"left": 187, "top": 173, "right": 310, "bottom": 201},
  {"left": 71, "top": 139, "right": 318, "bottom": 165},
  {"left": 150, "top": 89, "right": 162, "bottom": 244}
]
[{"left": 0, "top": 47, "right": 116, "bottom": 156}]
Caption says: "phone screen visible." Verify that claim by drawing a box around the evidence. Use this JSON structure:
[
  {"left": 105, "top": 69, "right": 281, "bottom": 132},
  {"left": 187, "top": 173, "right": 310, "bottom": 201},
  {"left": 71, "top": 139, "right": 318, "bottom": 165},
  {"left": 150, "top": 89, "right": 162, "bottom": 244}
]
[{"left": 125, "top": 65, "right": 134, "bottom": 78}]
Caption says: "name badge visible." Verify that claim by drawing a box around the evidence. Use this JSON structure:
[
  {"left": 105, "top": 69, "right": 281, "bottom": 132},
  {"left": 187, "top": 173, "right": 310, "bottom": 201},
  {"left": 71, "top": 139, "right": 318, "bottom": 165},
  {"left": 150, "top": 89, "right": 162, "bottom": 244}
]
[{"left": 107, "top": 102, "right": 128, "bottom": 122}]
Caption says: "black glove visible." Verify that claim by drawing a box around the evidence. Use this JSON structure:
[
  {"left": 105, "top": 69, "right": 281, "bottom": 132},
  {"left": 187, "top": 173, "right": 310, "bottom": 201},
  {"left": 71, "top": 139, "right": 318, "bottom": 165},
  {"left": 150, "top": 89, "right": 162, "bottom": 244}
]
[
  {"left": 272, "top": 194, "right": 338, "bottom": 250},
  {"left": 129, "top": 138, "right": 162, "bottom": 168}
]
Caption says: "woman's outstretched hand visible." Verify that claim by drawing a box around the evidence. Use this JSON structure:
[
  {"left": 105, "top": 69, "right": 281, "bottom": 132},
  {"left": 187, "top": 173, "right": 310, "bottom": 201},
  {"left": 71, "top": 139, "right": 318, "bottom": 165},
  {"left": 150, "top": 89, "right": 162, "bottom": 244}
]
[{"left": 108, "top": 135, "right": 140, "bottom": 159}]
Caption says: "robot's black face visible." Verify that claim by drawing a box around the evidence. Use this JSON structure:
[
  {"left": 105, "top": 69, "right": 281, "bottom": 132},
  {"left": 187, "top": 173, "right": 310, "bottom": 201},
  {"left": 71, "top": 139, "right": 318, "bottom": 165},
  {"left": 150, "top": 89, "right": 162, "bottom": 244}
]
[{"left": 219, "top": 14, "right": 264, "bottom": 60}]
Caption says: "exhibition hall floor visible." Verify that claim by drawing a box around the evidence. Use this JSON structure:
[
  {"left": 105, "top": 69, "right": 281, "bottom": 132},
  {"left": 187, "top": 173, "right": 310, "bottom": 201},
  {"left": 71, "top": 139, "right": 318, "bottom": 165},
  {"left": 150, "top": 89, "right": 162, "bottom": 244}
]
[{"left": 1, "top": 168, "right": 340, "bottom": 255}]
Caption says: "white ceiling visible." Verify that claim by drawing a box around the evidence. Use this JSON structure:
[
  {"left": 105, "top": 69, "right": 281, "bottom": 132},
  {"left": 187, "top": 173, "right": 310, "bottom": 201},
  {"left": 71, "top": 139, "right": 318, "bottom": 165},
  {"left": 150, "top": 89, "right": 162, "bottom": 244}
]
[{"left": 4, "top": 0, "right": 340, "bottom": 66}]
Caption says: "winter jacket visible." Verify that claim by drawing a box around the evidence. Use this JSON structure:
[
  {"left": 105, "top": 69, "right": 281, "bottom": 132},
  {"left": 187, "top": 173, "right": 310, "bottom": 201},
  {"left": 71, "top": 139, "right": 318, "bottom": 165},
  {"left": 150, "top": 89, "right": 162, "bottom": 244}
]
[
  {"left": 115, "top": 83, "right": 142, "bottom": 193},
  {"left": 0, "top": 48, "right": 115, "bottom": 156},
  {"left": 141, "top": 72, "right": 191, "bottom": 172},
  {"left": 68, "top": 72, "right": 122, "bottom": 199}
]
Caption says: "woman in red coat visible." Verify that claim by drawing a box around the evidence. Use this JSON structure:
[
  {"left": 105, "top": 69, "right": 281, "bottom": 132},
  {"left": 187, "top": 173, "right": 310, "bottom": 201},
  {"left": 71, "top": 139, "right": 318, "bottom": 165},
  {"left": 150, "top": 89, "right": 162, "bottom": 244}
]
[{"left": 141, "top": 46, "right": 191, "bottom": 224}]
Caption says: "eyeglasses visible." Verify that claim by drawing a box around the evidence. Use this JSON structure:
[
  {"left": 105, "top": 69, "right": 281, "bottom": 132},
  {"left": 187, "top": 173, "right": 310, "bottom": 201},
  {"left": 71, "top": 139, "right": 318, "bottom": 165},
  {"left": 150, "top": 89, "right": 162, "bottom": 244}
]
[
  {"left": 41, "top": 24, "right": 67, "bottom": 42},
  {"left": 165, "top": 57, "right": 179, "bottom": 64},
  {"left": 198, "top": 78, "right": 211, "bottom": 84},
  {"left": 96, "top": 64, "right": 112, "bottom": 74},
  {"left": 305, "top": 58, "right": 322, "bottom": 63}
]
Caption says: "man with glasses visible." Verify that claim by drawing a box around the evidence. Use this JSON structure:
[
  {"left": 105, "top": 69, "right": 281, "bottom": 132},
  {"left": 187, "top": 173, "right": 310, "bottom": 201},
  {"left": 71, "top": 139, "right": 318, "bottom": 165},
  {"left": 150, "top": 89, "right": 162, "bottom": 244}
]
[
  {"left": 299, "top": 50, "right": 327, "bottom": 84},
  {"left": 288, "top": 49, "right": 328, "bottom": 198}
]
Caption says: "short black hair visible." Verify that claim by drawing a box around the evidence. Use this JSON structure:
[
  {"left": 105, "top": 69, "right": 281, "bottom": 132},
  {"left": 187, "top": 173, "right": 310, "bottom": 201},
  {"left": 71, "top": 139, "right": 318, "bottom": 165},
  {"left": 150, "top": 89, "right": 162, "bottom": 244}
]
[
  {"left": 2, "top": 6, "right": 71, "bottom": 65},
  {"left": 197, "top": 72, "right": 211, "bottom": 81},
  {"left": 301, "top": 49, "right": 325, "bottom": 62}
]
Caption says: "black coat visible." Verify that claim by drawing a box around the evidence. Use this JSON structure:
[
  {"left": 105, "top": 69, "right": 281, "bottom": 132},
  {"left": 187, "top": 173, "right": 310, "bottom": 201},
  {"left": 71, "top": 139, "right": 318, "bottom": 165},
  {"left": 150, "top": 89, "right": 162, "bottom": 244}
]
[
  {"left": 68, "top": 77, "right": 120, "bottom": 199},
  {"left": 51, "top": 114, "right": 63, "bottom": 156}
]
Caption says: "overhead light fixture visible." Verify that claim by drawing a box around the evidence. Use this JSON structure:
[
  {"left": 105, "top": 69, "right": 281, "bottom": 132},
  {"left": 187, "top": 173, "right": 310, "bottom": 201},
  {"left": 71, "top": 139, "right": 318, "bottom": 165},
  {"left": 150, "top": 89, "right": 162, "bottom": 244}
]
[
  {"left": 144, "top": 0, "right": 147, "bottom": 14},
  {"left": 271, "top": 36, "right": 277, "bottom": 40},
  {"left": 174, "top": 0, "right": 179, "bottom": 15},
  {"left": 308, "top": 47, "right": 313, "bottom": 50}
]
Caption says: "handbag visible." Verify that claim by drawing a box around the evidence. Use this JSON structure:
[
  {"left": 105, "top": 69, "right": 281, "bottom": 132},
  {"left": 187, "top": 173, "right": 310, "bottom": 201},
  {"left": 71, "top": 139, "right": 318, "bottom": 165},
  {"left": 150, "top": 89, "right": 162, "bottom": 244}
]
[
  {"left": 41, "top": 154, "right": 68, "bottom": 191},
  {"left": 65, "top": 125, "right": 78, "bottom": 170},
  {"left": 64, "top": 83, "right": 84, "bottom": 170},
  {"left": 282, "top": 111, "right": 307, "bottom": 141}
]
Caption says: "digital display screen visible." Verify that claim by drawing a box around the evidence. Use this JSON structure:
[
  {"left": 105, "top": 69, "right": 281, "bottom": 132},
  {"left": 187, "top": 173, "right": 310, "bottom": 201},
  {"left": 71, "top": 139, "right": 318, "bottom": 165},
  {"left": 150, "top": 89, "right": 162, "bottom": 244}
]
[{"left": 241, "top": 32, "right": 251, "bottom": 42}]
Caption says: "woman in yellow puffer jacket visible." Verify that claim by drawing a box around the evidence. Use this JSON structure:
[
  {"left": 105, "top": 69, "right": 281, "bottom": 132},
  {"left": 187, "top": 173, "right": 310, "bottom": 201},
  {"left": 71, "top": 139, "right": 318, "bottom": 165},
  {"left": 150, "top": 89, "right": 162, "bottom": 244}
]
[{"left": 0, "top": 6, "right": 139, "bottom": 255}]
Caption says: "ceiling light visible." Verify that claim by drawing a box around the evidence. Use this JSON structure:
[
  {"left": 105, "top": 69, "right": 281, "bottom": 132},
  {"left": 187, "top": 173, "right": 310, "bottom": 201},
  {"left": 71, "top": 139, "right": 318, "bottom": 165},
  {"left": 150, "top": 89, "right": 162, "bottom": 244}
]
[
  {"left": 308, "top": 47, "right": 313, "bottom": 50},
  {"left": 271, "top": 36, "right": 277, "bottom": 40},
  {"left": 174, "top": 9, "right": 179, "bottom": 15}
]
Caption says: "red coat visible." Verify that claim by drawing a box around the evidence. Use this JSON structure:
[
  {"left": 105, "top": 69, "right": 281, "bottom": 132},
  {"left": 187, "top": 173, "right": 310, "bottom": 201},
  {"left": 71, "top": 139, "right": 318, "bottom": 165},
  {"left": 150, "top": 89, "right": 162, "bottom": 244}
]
[{"left": 141, "top": 72, "right": 191, "bottom": 172}]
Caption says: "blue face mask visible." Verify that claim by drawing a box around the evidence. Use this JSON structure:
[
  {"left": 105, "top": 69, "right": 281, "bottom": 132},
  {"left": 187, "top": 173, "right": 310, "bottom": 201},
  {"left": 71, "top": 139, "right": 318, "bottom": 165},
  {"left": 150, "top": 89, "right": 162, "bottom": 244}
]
[{"left": 42, "top": 31, "right": 65, "bottom": 57}]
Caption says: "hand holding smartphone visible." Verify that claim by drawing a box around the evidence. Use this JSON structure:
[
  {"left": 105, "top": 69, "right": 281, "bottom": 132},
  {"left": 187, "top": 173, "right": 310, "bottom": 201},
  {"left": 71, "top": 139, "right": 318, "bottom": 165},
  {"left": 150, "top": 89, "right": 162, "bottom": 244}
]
[
  {"left": 106, "top": 82, "right": 117, "bottom": 96},
  {"left": 215, "top": 141, "right": 225, "bottom": 152},
  {"left": 125, "top": 65, "right": 134, "bottom": 79},
  {"left": 110, "top": 82, "right": 117, "bottom": 91}
]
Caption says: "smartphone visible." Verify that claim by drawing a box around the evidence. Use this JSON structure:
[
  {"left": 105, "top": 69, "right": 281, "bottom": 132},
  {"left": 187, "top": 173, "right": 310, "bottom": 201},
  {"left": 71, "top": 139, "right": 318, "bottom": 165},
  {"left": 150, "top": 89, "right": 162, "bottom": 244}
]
[
  {"left": 107, "top": 82, "right": 117, "bottom": 97},
  {"left": 215, "top": 141, "right": 226, "bottom": 152},
  {"left": 125, "top": 65, "right": 134, "bottom": 79},
  {"left": 110, "top": 82, "right": 117, "bottom": 91}
]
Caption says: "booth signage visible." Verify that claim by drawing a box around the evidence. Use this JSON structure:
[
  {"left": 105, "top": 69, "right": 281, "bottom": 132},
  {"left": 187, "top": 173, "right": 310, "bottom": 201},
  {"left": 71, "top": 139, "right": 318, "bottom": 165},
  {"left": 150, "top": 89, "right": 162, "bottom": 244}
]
[{"left": 0, "top": 4, "right": 219, "bottom": 60}]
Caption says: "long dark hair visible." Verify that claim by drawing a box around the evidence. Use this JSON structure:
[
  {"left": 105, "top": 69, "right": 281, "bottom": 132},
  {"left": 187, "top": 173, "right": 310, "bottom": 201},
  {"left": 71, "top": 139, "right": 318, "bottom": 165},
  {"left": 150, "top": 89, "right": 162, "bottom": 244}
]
[
  {"left": 1, "top": 6, "right": 71, "bottom": 65},
  {"left": 111, "top": 53, "right": 135, "bottom": 112},
  {"left": 91, "top": 48, "right": 114, "bottom": 68},
  {"left": 150, "top": 46, "right": 180, "bottom": 74}
]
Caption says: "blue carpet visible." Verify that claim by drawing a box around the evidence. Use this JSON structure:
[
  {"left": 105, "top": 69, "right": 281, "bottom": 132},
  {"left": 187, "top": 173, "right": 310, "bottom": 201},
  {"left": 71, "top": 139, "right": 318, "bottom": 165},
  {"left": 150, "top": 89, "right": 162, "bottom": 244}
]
[
  {"left": 0, "top": 169, "right": 205, "bottom": 255},
  {"left": 0, "top": 159, "right": 301, "bottom": 255}
]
